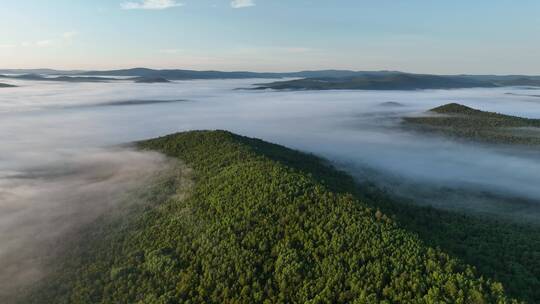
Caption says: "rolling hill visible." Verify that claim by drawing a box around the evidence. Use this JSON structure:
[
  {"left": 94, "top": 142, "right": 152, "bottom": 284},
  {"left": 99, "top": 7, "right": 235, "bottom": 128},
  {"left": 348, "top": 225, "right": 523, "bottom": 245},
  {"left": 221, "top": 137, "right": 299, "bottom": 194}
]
[
  {"left": 2, "top": 68, "right": 540, "bottom": 88},
  {"left": 133, "top": 76, "right": 171, "bottom": 83},
  {"left": 0, "top": 74, "right": 116, "bottom": 83},
  {"left": 0, "top": 83, "right": 16, "bottom": 88},
  {"left": 253, "top": 74, "right": 500, "bottom": 90},
  {"left": 404, "top": 103, "right": 540, "bottom": 145},
  {"left": 78, "top": 69, "right": 540, "bottom": 86},
  {"left": 0, "top": 69, "right": 83, "bottom": 75},
  {"left": 78, "top": 68, "right": 408, "bottom": 80},
  {"left": 80, "top": 68, "right": 283, "bottom": 80},
  {"left": 18, "top": 130, "right": 540, "bottom": 303}
]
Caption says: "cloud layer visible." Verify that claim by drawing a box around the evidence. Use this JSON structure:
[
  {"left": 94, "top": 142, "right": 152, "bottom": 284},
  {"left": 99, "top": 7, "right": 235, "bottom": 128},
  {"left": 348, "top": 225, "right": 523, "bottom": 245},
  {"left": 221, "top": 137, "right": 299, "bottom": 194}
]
[
  {"left": 231, "top": 0, "right": 255, "bottom": 8},
  {"left": 0, "top": 148, "right": 173, "bottom": 301},
  {"left": 121, "top": 0, "right": 183, "bottom": 10},
  {"left": 0, "top": 32, "right": 78, "bottom": 50}
]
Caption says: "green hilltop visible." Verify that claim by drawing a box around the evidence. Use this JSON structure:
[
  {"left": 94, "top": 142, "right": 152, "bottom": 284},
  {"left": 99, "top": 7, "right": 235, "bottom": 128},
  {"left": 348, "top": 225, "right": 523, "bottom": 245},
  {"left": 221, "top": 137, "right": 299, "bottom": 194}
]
[
  {"left": 430, "top": 103, "right": 540, "bottom": 126},
  {"left": 404, "top": 103, "right": 540, "bottom": 145},
  {"left": 19, "top": 131, "right": 540, "bottom": 303}
]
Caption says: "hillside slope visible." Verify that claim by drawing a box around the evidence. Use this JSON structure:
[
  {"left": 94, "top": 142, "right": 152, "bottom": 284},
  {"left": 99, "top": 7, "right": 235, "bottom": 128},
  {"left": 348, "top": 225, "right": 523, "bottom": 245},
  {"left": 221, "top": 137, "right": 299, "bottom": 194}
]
[
  {"left": 0, "top": 74, "right": 115, "bottom": 82},
  {"left": 404, "top": 103, "right": 540, "bottom": 145},
  {"left": 20, "top": 131, "right": 526, "bottom": 303},
  {"left": 253, "top": 74, "right": 497, "bottom": 90}
]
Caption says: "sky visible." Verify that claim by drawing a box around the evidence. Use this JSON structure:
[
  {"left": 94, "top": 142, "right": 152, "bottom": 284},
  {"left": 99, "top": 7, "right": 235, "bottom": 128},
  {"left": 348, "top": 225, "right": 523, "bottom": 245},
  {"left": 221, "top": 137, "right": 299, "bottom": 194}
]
[{"left": 0, "top": 0, "right": 539, "bottom": 74}]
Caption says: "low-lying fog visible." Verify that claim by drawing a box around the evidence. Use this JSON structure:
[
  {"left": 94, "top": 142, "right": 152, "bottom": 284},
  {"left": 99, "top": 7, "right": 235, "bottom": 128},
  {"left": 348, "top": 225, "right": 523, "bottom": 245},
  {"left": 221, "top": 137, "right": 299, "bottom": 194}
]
[
  {"left": 1, "top": 78, "right": 540, "bottom": 295},
  {"left": 3, "top": 79, "right": 540, "bottom": 216}
]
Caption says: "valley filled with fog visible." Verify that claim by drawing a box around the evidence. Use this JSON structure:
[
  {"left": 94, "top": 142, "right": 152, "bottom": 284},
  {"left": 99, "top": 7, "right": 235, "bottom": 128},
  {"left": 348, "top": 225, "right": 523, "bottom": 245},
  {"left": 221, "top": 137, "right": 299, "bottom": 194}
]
[
  {"left": 2, "top": 77, "right": 540, "bottom": 297},
  {"left": 3, "top": 78, "right": 540, "bottom": 220}
]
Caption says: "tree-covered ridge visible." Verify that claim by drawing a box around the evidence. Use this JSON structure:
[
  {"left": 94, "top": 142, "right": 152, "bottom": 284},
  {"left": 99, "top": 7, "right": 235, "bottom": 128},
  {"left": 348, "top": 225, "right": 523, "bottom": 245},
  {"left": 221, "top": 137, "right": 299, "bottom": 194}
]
[
  {"left": 404, "top": 103, "right": 540, "bottom": 145},
  {"left": 0, "top": 82, "right": 16, "bottom": 88},
  {"left": 358, "top": 183, "right": 540, "bottom": 303},
  {"left": 430, "top": 103, "right": 540, "bottom": 127},
  {"left": 19, "top": 130, "right": 522, "bottom": 304},
  {"left": 0, "top": 74, "right": 117, "bottom": 83},
  {"left": 253, "top": 75, "right": 497, "bottom": 91}
]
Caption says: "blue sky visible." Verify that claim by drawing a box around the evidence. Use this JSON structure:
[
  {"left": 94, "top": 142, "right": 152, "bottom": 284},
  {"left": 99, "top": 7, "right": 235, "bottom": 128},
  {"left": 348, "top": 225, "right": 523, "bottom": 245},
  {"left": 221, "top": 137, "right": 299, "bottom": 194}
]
[{"left": 0, "top": 0, "right": 539, "bottom": 74}]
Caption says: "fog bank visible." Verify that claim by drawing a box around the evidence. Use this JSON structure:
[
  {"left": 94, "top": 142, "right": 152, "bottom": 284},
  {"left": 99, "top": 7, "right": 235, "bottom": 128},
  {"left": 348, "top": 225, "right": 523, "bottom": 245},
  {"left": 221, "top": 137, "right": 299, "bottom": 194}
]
[
  {"left": 0, "top": 148, "right": 171, "bottom": 300},
  {"left": 2, "top": 78, "right": 540, "bottom": 298},
  {"left": 2, "top": 80, "right": 540, "bottom": 208}
]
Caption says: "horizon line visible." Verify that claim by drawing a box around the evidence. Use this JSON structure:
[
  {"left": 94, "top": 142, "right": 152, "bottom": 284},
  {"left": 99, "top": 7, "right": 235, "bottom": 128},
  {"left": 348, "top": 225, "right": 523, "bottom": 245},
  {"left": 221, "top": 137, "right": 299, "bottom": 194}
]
[{"left": 1, "top": 67, "right": 539, "bottom": 77}]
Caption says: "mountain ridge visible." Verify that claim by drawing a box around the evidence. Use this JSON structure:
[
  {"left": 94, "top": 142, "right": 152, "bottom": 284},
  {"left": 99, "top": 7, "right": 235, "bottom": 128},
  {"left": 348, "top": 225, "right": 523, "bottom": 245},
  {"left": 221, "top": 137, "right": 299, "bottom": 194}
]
[
  {"left": 2, "top": 68, "right": 540, "bottom": 88},
  {"left": 19, "top": 130, "right": 536, "bottom": 303}
]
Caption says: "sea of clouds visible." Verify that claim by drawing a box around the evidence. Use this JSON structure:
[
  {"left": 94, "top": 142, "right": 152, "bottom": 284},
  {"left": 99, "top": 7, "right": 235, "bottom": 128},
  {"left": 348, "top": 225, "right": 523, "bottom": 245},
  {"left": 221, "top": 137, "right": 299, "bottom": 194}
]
[{"left": 1, "top": 78, "right": 540, "bottom": 296}]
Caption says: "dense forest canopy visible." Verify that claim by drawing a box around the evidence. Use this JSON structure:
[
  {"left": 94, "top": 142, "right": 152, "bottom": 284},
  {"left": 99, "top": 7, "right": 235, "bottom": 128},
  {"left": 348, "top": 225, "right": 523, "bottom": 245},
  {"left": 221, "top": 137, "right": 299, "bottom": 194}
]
[{"left": 18, "top": 130, "right": 540, "bottom": 303}]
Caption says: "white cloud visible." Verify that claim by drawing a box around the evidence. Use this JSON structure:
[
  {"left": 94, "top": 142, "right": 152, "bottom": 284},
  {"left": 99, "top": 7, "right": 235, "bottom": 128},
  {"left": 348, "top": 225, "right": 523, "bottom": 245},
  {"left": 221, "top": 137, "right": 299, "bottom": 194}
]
[
  {"left": 279, "top": 47, "right": 312, "bottom": 53},
  {"left": 35, "top": 40, "right": 52, "bottom": 47},
  {"left": 63, "top": 31, "right": 78, "bottom": 40},
  {"left": 159, "top": 49, "right": 182, "bottom": 54},
  {"left": 5, "top": 32, "right": 76, "bottom": 50},
  {"left": 235, "top": 46, "right": 313, "bottom": 55},
  {"left": 3, "top": 32, "right": 77, "bottom": 50},
  {"left": 231, "top": 0, "right": 255, "bottom": 8},
  {"left": 121, "top": 0, "right": 183, "bottom": 10}
]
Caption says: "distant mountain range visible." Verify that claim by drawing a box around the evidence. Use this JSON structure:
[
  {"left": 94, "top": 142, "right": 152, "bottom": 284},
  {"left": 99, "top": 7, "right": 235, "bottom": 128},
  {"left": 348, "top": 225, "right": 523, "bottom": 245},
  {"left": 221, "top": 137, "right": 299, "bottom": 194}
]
[
  {"left": 1, "top": 68, "right": 539, "bottom": 89},
  {"left": 0, "top": 74, "right": 116, "bottom": 83},
  {"left": 0, "top": 69, "right": 84, "bottom": 75},
  {"left": 252, "top": 74, "right": 504, "bottom": 90},
  {"left": 0, "top": 67, "right": 298, "bottom": 79}
]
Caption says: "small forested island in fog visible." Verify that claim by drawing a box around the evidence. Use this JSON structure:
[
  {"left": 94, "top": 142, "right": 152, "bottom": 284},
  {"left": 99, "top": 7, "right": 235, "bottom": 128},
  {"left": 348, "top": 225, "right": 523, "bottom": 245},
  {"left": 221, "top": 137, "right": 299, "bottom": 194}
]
[
  {"left": 133, "top": 76, "right": 171, "bottom": 83},
  {"left": 405, "top": 103, "right": 540, "bottom": 145},
  {"left": 254, "top": 73, "right": 540, "bottom": 90},
  {"left": 379, "top": 101, "right": 405, "bottom": 107}
]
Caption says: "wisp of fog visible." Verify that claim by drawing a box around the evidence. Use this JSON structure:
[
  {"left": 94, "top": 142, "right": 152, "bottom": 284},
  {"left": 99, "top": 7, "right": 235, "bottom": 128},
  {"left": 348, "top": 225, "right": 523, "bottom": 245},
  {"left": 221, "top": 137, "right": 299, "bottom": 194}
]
[{"left": 0, "top": 147, "right": 170, "bottom": 299}]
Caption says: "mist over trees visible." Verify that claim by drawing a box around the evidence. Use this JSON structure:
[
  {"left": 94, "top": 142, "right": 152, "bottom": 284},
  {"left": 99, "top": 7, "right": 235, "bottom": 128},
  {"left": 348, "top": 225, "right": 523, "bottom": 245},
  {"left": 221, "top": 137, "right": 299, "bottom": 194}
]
[{"left": 19, "top": 131, "right": 539, "bottom": 303}]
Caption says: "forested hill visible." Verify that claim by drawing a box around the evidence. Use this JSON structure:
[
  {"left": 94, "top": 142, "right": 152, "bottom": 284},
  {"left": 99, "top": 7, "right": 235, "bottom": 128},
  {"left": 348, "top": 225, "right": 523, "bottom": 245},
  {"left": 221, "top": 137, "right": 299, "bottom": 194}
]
[
  {"left": 21, "top": 131, "right": 533, "bottom": 303},
  {"left": 253, "top": 74, "right": 540, "bottom": 90},
  {"left": 2, "top": 68, "right": 540, "bottom": 87},
  {"left": 253, "top": 74, "right": 498, "bottom": 90},
  {"left": 404, "top": 103, "right": 540, "bottom": 145}
]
